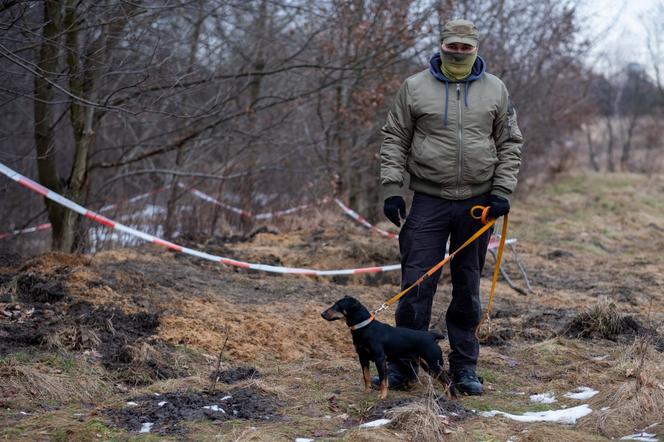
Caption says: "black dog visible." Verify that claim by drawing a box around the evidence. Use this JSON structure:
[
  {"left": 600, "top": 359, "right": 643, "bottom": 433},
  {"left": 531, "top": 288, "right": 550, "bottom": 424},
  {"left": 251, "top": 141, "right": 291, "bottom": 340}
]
[{"left": 321, "top": 296, "right": 455, "bottom": 400}]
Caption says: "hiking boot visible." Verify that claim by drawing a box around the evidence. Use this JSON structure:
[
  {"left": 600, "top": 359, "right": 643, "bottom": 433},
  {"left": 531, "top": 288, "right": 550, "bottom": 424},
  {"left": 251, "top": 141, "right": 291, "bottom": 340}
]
[
  {"left": 371, "top": 364, "right": 416, "bottom": 391},
  {"left": 452, "top": 368, "right": 483, "bottom": 395}
]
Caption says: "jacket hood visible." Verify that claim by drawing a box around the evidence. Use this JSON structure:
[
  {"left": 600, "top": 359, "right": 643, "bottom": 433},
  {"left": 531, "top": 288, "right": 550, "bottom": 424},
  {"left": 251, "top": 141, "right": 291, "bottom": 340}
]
[
  {"left": 428, "top": 52, "right": 486, "bottom": 126},
  {"left": 429, "top": 52, "right": 486, "bottom": 83}
]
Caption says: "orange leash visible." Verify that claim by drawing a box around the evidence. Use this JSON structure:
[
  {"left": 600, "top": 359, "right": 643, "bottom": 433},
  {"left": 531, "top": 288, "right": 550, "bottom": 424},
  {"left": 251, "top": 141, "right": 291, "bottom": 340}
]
[
  {"left": 474, "top": 209, "right": 508, "bottom": 340},
  {"left": 373, "top": 204, "right": 508, "bottom": 342}
]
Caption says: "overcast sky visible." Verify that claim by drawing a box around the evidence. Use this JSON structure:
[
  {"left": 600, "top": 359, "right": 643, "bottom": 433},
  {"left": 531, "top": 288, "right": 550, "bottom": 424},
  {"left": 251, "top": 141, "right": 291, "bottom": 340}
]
[{"left": 580, "top": 0, "right": 661, "bottom": 72}]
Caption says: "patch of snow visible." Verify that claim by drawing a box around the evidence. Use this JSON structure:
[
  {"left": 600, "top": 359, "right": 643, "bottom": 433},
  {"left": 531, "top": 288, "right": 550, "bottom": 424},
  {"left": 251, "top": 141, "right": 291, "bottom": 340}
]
[
  {"left": 564, "top": 387, "right": 599, "bottom": 400},
  {"left": 158, "top": 401, "right": 167, "bottom": 407},
  {"left": 359, "top": 418, "right": 392, "bottom": 428},
  {"left": 591, "top": 355, "right": 608, "bottom": 361},
  {"left": 480, "top": 404, "right": 592, "bottom": 424},
  {"left": 203, "top": 405, "right": 225, "bottom": 413},
  {"left": 154, "top": 393, "right": 160, "bottom": 396},
  {"left": 139, "top": 422, "right": 153, "bottom": 433},
  {"left": 530, "top": 392, "right": 557, "bottom": 404},
  {"left": 601, "top": 406, "right": 610, "bottom": 411},
  {"left": 221, "top": 395, "right": 232, "bottom": 401},
  {"left": 620, "top": 432, "right": 658, "bottom": 441},
  {"left": 295, "top": 439, "right": 314, "bottom": 442},
  {"left": 19, "top": 411, "right": 29, "bottom": 415},
  {"left": 126, "top": 402, "right": 138, "bottom": 407}
]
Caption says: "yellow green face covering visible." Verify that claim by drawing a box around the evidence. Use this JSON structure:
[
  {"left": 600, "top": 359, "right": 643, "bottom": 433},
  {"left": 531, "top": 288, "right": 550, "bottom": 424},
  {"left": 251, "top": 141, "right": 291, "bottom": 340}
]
[{"left": 440, "top": 49, "right": 477, "bottom": 81}]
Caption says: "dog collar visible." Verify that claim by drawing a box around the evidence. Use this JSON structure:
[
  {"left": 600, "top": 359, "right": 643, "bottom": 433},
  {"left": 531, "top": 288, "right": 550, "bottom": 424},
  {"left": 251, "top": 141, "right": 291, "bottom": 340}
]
[{"left": 350, "top": 314, "right": 374, "bottom": 331}]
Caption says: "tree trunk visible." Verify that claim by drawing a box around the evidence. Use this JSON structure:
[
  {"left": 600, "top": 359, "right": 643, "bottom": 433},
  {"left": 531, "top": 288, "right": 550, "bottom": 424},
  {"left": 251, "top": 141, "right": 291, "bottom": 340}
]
[
  {"left": 605, "top": 115, "right": 615, "bottom": 172},
  {"left": 164, "top": 1, "right": 206, "bottom": 239},
  {"left": 64, "top": 0, "right": 97, "bottom": 251},
  {"left": 620, "top": 114, "right": 639, "bottom": 172},
  {"left": 585, "top": 125, "right": 600, "bottom": 172},
  {"left": 33, "top": 1, "right": 74, "bottom": 251}
]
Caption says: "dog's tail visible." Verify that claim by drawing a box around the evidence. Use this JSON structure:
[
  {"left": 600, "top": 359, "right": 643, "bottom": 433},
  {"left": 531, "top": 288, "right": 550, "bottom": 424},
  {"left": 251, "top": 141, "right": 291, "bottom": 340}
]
[{"left": 429, "top": 330, "right": 446, "bottom": 341}]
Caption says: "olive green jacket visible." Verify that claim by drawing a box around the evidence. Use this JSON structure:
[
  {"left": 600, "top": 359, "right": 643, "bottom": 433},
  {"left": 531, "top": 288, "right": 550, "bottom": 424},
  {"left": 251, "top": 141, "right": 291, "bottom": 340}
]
[{"left": 380, "top": 55, "right": 523, "bottom": 201}]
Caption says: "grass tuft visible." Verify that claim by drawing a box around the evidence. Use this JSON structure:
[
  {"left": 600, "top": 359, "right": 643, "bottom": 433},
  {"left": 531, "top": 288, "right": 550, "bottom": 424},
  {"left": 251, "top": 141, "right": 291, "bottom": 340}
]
[{"left": 386, "top": 374, "right": 454, "bottom": 441}]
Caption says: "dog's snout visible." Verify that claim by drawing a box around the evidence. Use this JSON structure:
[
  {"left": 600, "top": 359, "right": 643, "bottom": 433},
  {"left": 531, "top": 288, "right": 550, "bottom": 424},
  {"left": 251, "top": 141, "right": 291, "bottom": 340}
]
[{"left": 321, "top": 306, "right": 344, "bottom": 321}]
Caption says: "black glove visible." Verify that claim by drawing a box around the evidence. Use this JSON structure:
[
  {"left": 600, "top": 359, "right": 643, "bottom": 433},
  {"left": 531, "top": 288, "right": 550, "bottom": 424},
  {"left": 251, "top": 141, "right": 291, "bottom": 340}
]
[
  {"left": 383, "top": 196, "right": 406, "bottom": 227},
  {"left": 487, "top": 195, "right": 510, "bottom": 218}
]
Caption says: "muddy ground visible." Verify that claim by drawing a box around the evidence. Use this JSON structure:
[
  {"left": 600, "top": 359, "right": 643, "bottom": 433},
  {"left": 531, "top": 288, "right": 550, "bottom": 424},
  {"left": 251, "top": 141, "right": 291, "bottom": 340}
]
[{"left": 0, "top": 173, "right": 663, "bottom": 441}]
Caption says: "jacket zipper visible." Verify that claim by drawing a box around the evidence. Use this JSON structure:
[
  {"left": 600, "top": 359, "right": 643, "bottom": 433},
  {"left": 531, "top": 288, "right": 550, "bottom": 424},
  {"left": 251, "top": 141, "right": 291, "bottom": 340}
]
[{"left": 456, "top": 83, "right": 463, "bottom": 198}]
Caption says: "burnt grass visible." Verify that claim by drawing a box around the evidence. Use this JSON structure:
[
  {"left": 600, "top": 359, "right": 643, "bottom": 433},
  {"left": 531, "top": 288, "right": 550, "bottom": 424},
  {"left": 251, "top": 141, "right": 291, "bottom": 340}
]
[
  {"left": 562, "top": 305, "right": 663, "bottom": 350},
  {"left": 210, "top": 366, "right": 260, "bottom": 384},
  {"left": 106, "top": 387, "right": 281, "bottom": 435},
  {"left": 0, "top": 266, "right": 188, "bottom": 384}
]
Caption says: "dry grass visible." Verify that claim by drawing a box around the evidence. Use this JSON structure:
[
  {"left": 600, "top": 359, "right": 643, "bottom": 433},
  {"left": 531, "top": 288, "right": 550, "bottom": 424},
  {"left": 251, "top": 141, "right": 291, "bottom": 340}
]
[
  {"left": 579, "top": 336, "right": 664, "bottom": 437},
  {"left": 0, "top": 356, "right": 111, "bottom": 406},
  {"left": 386, "top": 374, "right": 454, "bottom": 442},
  {"left": 45, "top": 325, "right": 102, "bottom": 351},
  {"left": 2, "top": 173, "right": 663, "bottom": 440},
  {"left": 563, "top": 300, "right": 645, "bottom": 340}
]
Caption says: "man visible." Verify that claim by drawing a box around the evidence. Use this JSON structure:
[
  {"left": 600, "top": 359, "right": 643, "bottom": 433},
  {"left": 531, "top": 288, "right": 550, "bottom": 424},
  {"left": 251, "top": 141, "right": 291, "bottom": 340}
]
[{"left": 377, "top": 19, "right": 523, "bottom": 395}]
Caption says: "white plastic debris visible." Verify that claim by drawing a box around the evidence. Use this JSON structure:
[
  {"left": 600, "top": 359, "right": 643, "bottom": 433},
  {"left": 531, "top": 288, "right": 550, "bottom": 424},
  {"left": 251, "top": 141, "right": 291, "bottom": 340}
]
[
  {"left": 529, "top": 392, "right": 557, "bottom": 404},
  {"left": 563, "top": 387, "right": 599, "bottom": 400},
  {"left": 480, "top": 404, "right": 592, "bottom": 424},
  {"left": 126, "top": 401, "right": 138, "bottom": 407},
  {"left": 158, "top": 401, "right": 167, "bottom": 407},
  {"left": 139, "top": 422, "right": 153, "bottom": 433},
  {"left": 203, "top": 405, "right": 225, "bottom": 413},
  {"left": 620, "top": 432, "right": 658, "bottom": 441},
  {"left": 359, "top": 418, "right": 392, "bottom": 428}
]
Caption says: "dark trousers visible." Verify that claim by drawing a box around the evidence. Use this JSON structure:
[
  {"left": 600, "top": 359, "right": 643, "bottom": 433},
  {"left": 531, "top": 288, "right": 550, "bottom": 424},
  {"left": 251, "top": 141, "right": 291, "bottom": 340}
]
[{"left": 396, "top": 192, "right": 491, "bottom": 372}]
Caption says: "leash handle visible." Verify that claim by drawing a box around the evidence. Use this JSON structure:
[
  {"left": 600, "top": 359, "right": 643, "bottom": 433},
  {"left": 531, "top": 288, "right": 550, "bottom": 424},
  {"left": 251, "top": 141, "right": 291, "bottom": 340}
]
[{"left": 470, "top": 204, "right": 491, "bottom": 225}]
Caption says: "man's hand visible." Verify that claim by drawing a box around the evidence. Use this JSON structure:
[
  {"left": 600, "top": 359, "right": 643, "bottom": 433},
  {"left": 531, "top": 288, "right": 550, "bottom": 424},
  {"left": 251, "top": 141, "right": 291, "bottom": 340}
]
[
  {"left": 487, "top": 195, "right": 510, "bottom": 218},
  {"left": 384, "top": 196, "right": 406, "bottom": 227}
]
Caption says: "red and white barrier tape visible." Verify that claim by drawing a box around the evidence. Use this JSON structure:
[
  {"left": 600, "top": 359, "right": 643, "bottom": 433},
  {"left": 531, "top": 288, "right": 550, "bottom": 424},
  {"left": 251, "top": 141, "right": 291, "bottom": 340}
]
[
  {"left": 0, "top": 163, "right": 401, "bottom": 275},
  {"left": 183, "top": 186, "right": 513, "bottom": 250},
  {"left": 181, "top": 183, "right": 328, "bottom": 219},
  {"left": 98, "top": 186, "right": 167, "bottom": 213},
  {"left": 182, "top": 185, "right": 393, "bottom": 236},
  {"left": 0, "top": 223, "right": 52, "bottom": 240},
  {"left": 333, "top": 198, "right": 399, "bottom": 238},
  {"left": 0, "top": 186, "right": 167, "bottom": 240}
]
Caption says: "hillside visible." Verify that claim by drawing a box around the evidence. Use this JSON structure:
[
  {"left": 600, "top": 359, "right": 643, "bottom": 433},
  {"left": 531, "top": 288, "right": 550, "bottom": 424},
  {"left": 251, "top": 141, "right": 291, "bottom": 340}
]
[{"left": 1, "top": 173, "right": 663, "bottom": 441}]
